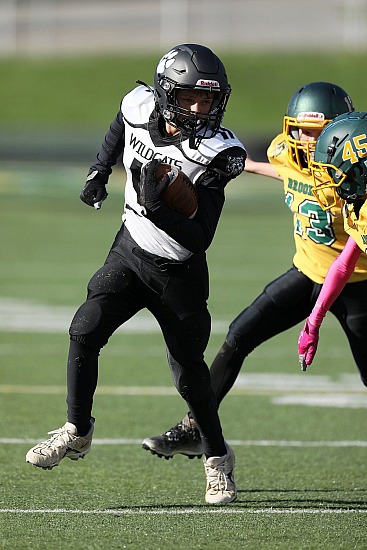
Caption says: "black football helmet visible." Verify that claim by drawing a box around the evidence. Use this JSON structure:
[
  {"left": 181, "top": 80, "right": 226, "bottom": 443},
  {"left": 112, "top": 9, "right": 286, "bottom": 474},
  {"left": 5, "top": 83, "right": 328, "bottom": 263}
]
[
  {"left": 283, "top": 82, "right": 354, "bottom": 173},
  {"left": 310, "top": 111, "right": 367, "bottom": 210},
  {"left": 153, "top": 43, "right": 231, "bottom": 149}
]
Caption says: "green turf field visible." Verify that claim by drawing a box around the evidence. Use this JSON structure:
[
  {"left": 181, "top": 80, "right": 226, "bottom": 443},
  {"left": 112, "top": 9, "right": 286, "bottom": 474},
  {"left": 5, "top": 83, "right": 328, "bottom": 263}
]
[{"left": 0, "top": 163, "right": 366, "bottom": 549}]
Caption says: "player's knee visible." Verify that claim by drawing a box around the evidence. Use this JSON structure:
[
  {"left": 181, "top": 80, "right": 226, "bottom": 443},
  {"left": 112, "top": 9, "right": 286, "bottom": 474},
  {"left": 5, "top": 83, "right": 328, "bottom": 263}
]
[
  {"left": 69, "top": 301, "right": 102, "bottom": 339},
  {"left": 225, "top": 328, "right": 253, "bottom": 358},
  {"left": 227, "top": 304, "right": 262, "bottom": 345}
]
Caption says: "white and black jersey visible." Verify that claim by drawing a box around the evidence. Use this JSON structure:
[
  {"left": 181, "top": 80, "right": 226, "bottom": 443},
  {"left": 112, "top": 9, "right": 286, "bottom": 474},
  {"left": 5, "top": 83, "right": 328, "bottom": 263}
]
[{"left": 88, "top": 85, "right": 246, "bottom": 260}]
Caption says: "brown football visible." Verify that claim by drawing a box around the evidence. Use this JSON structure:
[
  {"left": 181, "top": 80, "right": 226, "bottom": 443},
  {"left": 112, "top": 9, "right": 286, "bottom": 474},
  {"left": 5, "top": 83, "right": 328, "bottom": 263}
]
[{"left": 155, "top": 163, "right": 198, "bottom": 219}]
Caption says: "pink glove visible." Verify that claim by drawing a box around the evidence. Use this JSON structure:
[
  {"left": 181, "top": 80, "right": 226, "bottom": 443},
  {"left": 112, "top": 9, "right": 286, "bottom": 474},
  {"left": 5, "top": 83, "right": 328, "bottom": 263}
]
[
  {"left": 297, "top": 239, "right": 361, "bottom": 371},
  {"left": 298, "top": 318, "right": 320, "bottom": 371}
]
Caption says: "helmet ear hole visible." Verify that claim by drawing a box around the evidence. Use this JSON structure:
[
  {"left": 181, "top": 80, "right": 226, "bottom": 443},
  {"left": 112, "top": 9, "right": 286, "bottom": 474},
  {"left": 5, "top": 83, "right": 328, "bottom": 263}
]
[
  {"left": 159, "top": 78, "right": 174, "bottom": 93},
  {"left": 326, "top": 136, "right": 339, "bottom": 163},
  {"left": 349, "top": 168, "right": 357, "bottom": 181}
]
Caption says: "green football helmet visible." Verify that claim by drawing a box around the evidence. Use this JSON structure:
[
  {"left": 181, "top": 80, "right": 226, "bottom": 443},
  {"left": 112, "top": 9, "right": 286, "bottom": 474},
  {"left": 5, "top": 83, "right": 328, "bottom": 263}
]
[
  {"left": 310, "top": 111, "right": 367, "bottom": 210},
  {"left": 283, "top": 82, "right": 354, "bottom": 173}
]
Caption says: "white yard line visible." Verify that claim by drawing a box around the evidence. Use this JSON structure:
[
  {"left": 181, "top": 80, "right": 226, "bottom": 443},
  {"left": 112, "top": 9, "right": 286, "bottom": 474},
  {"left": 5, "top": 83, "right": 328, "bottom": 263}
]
[{"left": 1, "top": 507, "right": 366, "bottom": 515}]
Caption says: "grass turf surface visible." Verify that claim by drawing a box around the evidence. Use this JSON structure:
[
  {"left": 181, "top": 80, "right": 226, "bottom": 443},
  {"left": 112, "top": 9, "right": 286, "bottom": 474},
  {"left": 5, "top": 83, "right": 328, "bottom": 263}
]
[{"left": 1, "top": 165, "right": 367, "bottom": 548}]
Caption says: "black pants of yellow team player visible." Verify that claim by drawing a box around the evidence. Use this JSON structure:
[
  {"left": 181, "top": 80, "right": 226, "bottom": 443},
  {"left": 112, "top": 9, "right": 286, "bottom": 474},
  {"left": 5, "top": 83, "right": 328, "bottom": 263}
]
[
  {"left": 209, "top": 266, "right": 367, "bottom": 408},
  {"left": 66, "top": 223, "right": 226, "bottom": 456}
]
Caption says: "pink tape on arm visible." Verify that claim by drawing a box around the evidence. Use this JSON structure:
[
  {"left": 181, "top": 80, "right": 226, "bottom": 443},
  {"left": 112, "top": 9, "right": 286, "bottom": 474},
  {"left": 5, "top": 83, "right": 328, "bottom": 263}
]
[{"left": 309, "top": 237, "right": 362, "bottom": 328}]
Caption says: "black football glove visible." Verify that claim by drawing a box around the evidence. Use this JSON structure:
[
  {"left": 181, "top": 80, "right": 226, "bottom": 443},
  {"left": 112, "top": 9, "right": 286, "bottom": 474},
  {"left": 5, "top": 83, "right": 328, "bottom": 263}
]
[
  {"left": 137, "top": 159, "right": 170, "bottom": 213},
  {"left": 80, "top": 174, "right": 108, "bottom": 209}
]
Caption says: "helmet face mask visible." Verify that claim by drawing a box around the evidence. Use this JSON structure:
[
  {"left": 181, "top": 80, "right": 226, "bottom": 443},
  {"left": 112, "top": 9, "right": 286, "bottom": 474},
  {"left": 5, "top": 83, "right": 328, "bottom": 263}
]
[
  {"left": 310, "top": 160, "right": 350, "bottom": 210},
  {"left": 283, "top": 113, "right": 327, "bottom": 173},
  {"left": 283, "top": 82, "right": 354, "bottom": 173},
  {"left": 310, "top": 112, "right": 367, "bottom": 210},
  {"left": 154, "top": 44, "right": 231, "bottom": 148}
]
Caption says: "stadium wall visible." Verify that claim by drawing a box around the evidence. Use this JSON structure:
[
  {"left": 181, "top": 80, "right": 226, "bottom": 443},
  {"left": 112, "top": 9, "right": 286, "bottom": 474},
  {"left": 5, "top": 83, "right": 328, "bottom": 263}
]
[{"left": 0, "top": 0, "right": 366, "bottom": 57}]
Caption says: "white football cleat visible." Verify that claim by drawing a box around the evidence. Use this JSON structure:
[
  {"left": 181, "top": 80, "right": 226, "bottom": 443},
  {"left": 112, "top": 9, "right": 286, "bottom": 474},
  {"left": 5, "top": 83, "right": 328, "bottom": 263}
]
[
  {"left": 204, "top": 443, "right": 237, "bottom": 504},
  {"left": 26, "top": 418, "right": 94, "bottom": 470}
]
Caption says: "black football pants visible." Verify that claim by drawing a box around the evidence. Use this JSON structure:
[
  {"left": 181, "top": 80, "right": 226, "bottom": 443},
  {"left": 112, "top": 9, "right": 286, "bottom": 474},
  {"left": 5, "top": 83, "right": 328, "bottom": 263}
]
[
  {"left": 66, "top": 224, "right": 226, "bottom": 456},
  {"left": 209, "top": 266, "right": 367, "bottom": 406}
]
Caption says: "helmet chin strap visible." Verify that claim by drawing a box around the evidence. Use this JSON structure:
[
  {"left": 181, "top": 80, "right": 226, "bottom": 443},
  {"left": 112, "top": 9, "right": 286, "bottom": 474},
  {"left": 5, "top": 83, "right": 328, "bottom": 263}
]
[
  {"left": 189, "top": 134, "right": 196, "bottom": 149},
  {"left": 177, "top": 115, "right": 205, "bottom": 150}
]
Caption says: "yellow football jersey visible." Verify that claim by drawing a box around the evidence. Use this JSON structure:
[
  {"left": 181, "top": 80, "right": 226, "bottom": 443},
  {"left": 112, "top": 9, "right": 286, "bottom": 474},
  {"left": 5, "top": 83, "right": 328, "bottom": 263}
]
[
  {"left": 267, "top": 134, "right": 367, "bottom": 283},
  {"left": 343, "top": 201, "right": 367, "bottom": 255}
]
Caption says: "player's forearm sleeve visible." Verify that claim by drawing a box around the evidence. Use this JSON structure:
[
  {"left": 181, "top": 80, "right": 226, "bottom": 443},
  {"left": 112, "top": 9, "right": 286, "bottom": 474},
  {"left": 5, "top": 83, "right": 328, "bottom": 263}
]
[
  {"left": 88, "top": 110, "right": 126, "bottom": 182},
  {"left": 309, "top": 237, "right": 362, "bottom": 327}
]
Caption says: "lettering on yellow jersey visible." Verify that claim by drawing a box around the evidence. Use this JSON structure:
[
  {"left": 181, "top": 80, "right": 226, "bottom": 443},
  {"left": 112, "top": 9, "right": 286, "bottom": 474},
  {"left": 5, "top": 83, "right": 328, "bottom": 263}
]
[
  {"left": 362, "top": 235, "right": 367, "bottom": 245},
  {"left": 287, "top": 177, "right": 313, "bottom": 196},
  {"left": 129, "top": 134, "right": 183, "bottom": 168}
]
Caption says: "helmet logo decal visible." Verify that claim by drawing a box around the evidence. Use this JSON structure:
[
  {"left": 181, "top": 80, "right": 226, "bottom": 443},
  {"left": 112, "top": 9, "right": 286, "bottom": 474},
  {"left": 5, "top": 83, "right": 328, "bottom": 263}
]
[
  {"left": 156, "top": 49, "right": 179, "bottom": 74},
  {"left": 195, "top": 79, "right": 220, "bottom": 88},
  {"left": 297, "top": 112, "right": 325, "bottom": 123}
]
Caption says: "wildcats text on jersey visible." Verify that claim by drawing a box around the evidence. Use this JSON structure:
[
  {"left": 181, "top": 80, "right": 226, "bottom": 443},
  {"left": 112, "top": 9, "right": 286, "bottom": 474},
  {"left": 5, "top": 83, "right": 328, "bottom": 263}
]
[{"left": 129, "top": 133, "right": 183, "bottom": 168}]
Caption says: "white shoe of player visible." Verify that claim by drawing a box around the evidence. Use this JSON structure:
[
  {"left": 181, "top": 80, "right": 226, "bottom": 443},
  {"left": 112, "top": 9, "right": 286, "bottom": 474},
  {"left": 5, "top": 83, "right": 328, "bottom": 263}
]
[
  {"left": 26, "top": 418, "right": 94, "bottom": 470},
  {"left": 204, "top": 443, "right": 237, "bottom": 504}
]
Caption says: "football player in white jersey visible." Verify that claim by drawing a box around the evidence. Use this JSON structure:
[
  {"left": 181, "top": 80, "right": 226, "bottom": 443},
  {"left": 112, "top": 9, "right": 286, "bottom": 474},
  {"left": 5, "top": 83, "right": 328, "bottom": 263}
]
[{"left": 25, "top": 44, "right": 246, "bottom": 505}]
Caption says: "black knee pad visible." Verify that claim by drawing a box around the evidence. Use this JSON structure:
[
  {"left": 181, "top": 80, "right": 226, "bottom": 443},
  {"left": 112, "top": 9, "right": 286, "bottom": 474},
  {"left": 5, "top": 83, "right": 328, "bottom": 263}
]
[
  {"left": 88, "top": 261, "right": 132, "bottom": 295},
  {"left": 69, "top": 301, "right": 103, "bottom": 338},
  {"left": 227, "top": 306, "right": 262, "bottom": 349}
]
